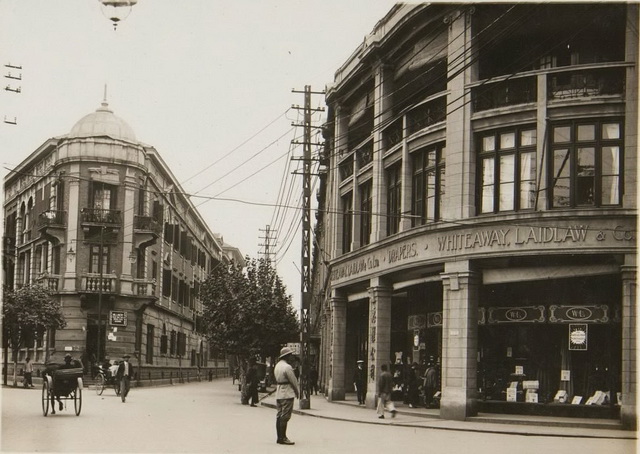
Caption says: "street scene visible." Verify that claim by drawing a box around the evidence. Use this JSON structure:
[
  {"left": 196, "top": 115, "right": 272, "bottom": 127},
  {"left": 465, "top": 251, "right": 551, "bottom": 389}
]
[
  {"left": 2, "top": 378, "right": 635, "bottom": 454},
  {"left": 1, "top": 1, "right": 638, "bottom": 452}
]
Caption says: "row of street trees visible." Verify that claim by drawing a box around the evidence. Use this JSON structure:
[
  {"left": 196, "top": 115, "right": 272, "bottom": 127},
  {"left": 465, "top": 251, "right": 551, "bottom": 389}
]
[
  {"left": 2, "top": 284, "right": 66, "bottom": 386},
  {"left": 200, "top": 257, "right": 299, "bottom": 364}
]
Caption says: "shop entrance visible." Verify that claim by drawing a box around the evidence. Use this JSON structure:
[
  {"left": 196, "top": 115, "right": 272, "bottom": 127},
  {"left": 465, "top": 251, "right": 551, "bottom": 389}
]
[{"left": 86, "top": 315, "right": 107, "bottom": 374}]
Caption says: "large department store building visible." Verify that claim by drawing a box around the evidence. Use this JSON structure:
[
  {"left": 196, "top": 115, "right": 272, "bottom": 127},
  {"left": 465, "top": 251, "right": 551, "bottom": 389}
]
[
  {"left": 3, "top": 99, "right": 243, "bottom": 382},
  {"left": 313, "top": 3, "right": 638, "bottom": 428}
]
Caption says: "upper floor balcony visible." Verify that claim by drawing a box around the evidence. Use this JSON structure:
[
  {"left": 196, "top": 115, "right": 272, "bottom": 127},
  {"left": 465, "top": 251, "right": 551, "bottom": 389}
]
[
  {"left": 37, "top": 210, "right": 66, "bottom": 244},
  {"left": 34, "top": 273, "right": 61, "bottom": 292},
  {"left": 471, "top": 64, "right": 626, "bottom": 114},
  {"left": 132, "top": 278, "right": 157, "bottom": 297},
  {"left": 80, "top": 273, "right": 118, "bottom": 294},
  {"left": 133, "top": 215, "right": 161, "bottom": 249},
  {"left": 80, "top": 208, "right": 122, "bottom": 233}
]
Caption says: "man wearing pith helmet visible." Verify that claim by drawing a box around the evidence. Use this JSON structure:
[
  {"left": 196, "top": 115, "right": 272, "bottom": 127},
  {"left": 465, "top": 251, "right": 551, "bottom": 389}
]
[{"left": 274, "top": 346, "right": 300, "bottom": 445}]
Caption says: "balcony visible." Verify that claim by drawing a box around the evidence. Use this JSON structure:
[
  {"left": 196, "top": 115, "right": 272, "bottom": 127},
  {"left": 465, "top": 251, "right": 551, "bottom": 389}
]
[
  {"left": 3, "top": 236, "right": 16, "bottom": 257},
  {"left": 132, "top": 279, "right": 157, "bottom": 297},
  {"left": 472, "top": 76, "right": 537, "bottom": 113},
  {"left": 37, "top": 210, "right": 66, "bottom": 244},
  {"left": 80, "top": 208, "right": 122, "bottom": 232},
  {"left": 80, "top": 273, "right": 118, "bottom": 293},
  {"left": 133, "top": 215, "right": 161, "bottom": 249},
  {"left": 35, "top": 273, "right": 61, "bottom": 292},
  {"left": 407, "top": 95, "right": 446, "bottom": 136},
  {"left": 548, "top": 66, "right": 625, "bottom": 100}
]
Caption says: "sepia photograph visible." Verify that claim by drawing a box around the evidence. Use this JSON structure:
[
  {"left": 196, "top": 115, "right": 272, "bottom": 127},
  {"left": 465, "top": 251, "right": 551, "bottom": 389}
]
[{"left": 1, "top": 1, "right": 637, "bottom": 453}]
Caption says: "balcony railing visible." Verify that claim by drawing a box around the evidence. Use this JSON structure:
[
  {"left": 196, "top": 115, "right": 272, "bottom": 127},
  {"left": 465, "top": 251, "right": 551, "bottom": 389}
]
[
  {"left": 356, "top": 140, "right": 374, "bottom": 169},
  {"left": 35, "top": 273, "right": 61, "bottom": 291},
  {"left": 133, "top": 279, "right": 157, "bottom": 296},
  {"left": 407, "top": 95, "right": 446, "bottom": 136},
  {"left": 548, "top": 66, "right": 625, "bottom": 100},
  {"left": 382, "top": 118, "right": 403, "bottom": 149},
  {"left": 38, "top": 210, "right": 66, "bottom": 228},
  {"left": 134, "top": 215, "right": 162, "bottom": 235},
  {"left": 339, "top": 156, "right": 354, "bottom": 182},
  {"left": 80, "top": 208, "right": 122, "bottom": 226},
  {"left": 472, "top": 76, "right": 537, "bottom": 112},
  {"left": 81, "top": 273, "right": 117, "bottom": 293}
]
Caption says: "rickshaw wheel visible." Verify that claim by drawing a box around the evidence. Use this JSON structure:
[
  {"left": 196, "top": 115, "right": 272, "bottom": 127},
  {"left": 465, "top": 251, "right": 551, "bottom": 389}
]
[
  {"left": 42, "top": 378, "right": 50, "bottom": 416},
  {"left": 96, "top": 373, "right": 105, "bottom": 395},
  {"left": 74, "top": 378, "right": 83, "bottom": 416}
]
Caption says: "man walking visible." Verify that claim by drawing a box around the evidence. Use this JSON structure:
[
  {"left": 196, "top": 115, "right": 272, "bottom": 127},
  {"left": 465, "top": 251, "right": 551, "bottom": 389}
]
[
  {"left": 116, "top": 354, "right": 134, "bottom": 403},
  {"left": 23, "top": 357, "right": 34, "bottom": 388},
  {"left": 274, "top": 347, "right": 300, "bottom": 445},
  {"left": 376, "top": 364, "right": 396, "bottom": 419}
]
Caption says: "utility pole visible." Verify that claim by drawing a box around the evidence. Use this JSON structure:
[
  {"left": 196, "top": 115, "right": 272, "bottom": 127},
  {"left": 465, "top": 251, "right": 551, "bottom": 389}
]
[
  {"left": 3, "top": 63, "right": 22, "bottom": 125},
  {"left": 258, "top": 224, "right": 277, "bottom": 265},
  {"left": 291, "top": 85, "right": 324, "bottom": 409}
]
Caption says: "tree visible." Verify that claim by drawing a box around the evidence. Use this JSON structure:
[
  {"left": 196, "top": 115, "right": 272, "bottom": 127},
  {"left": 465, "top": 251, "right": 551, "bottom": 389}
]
[
  {"left": 200, "top": 257, "right": 299, "bottom": 362},
  {"left": 2, "top": 284, "right": 66, "bottom": 386}
]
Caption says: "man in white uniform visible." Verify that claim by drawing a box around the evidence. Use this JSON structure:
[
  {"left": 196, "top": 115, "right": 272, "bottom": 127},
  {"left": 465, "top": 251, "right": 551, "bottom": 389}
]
[{"left": 273, "top": 347, "right": 300, "bottom": 445}]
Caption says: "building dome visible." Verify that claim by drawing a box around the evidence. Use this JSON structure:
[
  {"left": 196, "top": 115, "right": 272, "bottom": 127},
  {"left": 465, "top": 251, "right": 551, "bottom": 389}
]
[{"left": 68, "top": 100, "right": 136, "bottom": 142}]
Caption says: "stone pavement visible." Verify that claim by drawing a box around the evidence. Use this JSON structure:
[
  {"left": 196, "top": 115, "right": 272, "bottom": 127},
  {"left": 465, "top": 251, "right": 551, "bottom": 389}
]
[{"left": 259, "top": 391, "right": 636, "bottom": 440}]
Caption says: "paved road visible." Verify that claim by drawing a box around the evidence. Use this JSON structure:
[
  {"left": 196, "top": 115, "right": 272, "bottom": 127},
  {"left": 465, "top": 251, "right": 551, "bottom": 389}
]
[{"left": 2, "top": 379, "right": 636, "bottom": 453}]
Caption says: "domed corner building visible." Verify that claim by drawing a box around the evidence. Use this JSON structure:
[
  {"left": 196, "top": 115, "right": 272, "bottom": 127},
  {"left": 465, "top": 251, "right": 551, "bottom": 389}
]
[
  {"left": 3, "top": 98, "right": 243, "bottom": 383},
  {"left": 312, "top": 3, "right": 638, "bottom": 429}
]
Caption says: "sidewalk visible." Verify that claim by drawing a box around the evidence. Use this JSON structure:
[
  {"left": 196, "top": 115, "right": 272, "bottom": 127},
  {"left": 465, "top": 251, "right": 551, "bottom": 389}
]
[{"left": 259, "top": 391, "right": 636, "bottom": 440}]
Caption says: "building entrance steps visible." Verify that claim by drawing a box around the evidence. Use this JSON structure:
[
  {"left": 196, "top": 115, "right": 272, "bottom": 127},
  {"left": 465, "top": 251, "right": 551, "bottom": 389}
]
[{"left": 259, "top": 392, "right": 635, "bottom": 439}]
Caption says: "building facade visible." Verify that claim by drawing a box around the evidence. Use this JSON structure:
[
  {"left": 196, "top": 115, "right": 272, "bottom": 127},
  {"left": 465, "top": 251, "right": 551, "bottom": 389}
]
[
  {"left": 3, "top": 99, "right": 243, "bottom": 382},
  {"left": 313, "top": 3, "right": 637, "bottom": 428}
]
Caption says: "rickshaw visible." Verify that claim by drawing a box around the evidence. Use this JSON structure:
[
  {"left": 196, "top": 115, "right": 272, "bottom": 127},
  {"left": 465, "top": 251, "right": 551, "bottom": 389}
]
[
  {"left": 41, "top": 357, "right": 83, "bottom": 416},
  {"left": 94, "top": 362, "right": 121, "bottom": 396}
]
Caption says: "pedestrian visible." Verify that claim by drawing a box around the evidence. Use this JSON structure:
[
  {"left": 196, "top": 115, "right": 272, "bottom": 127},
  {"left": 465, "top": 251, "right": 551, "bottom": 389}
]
[
  {"left": 245, "top": 358, "right": 259, "bottom": 407},
  {"left": 423, "top": 361, "right": 437, "bottom": 408},
  {"left": 274, "top": 346, "right": 300, "bottom": 445},
  {"left": 116, "top": 354, "right": 134, "bottom": 403},
  {"left": 353, "top": 360, "right": 367, "bottom": 405},
  {"left": 407, "top": 362, "right": 421, "bottom": 408},
  {"left": 308, "top": 364, "right": 319, "bottom": 395},
  {"left": 208, "top": 369, "right": 213, "bottom": 381},
  {"left": 376, "top": 364, "right": 396, "bottom": 419},
  {"left": 23, "top": 356, "right": 34, "bottom": 388}
]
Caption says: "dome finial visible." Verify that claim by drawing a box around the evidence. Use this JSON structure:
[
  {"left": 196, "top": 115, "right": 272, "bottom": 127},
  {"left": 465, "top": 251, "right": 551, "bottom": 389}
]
[{"left": 102, "top": 84, "right": 109, "bottom": 108}]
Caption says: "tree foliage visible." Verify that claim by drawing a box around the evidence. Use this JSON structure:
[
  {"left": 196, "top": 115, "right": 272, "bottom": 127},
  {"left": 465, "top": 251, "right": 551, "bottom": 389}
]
[
  {"left": 3, "top": 284, "right": 67, "bottom": 356},
  {"left": 200, "top": 258, "right": 299, "bottom": 360}
]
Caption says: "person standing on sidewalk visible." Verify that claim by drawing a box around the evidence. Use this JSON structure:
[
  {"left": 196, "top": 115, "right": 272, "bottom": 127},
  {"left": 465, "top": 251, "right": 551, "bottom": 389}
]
[
  {"left": 245, "top": 358, "right": 259, "bottom": 407},
  {"left": 376, "top": 364, "right": 396, "bottom": 419},
  {"left": 23, "top": 357, "right": 34, "bottom": 388},
  {"left": 353, "top": 360, "right": 367, "bottom": 405},
  {"left": 116, "top": 354, "right": 134, "bottom": 403},
  {"left": 274, "top": 347, "right": 300, "bottom": 445}
]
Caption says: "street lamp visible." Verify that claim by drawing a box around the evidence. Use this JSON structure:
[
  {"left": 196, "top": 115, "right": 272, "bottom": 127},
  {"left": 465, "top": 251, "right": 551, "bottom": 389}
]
[{"left": 98, "top": 0, "right": 138, "bottom": 30}]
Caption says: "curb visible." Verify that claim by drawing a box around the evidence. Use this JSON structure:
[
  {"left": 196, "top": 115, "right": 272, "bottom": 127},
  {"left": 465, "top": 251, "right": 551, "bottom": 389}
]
[{"left": 258, "top": 401, "right": 636, "bottom": 440}]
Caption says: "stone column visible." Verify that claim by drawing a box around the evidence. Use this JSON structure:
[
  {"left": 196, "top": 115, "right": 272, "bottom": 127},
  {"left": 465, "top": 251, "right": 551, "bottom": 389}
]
[
  {"left": 365, "top": 277, "right": 392, "bottom": 408},
  {"left": 63, "top": 164, "right": 80, "bottom": 291},
  {"left": 328, "top": 290, "right": 347, "bottom": 401},
  {"left": 120, "top": 168, "right": 137, "bottom": 295},
  {"left": 440, "top": 260, "right": 479, "bottom": 420},
  {"left": 371, "top": 63, "right": 393, "bottom": 242},
  {"left": 620, "top": 254, "right": 637, "bottom": 430},
  {"left": 331, "top": 105, "right": 349, "bottom": 258},
  {"left": 442, "top": 8, "right": 475, "bottom": 221},
  {"left": 399, "top": 116, "right": 412, "bottom": 232}
]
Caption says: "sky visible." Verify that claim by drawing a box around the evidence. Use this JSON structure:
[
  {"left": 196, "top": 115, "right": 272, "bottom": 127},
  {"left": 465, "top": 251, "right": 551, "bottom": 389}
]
[{"left": 0, "top": 0, "right": 399, "bottom": 311}]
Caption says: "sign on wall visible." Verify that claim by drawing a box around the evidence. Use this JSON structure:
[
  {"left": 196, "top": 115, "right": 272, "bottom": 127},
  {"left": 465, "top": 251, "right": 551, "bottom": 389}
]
[
  {"left": 569, "top": 324, "right": 588, "bottom": 351},
  {"left": 110, "top": 310, "right": 127, "bottom": 327}
]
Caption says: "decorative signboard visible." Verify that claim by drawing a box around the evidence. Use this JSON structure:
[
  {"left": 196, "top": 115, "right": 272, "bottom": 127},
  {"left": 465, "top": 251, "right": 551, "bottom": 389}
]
[
  {"left": 569, "top": 324, "right": 588, "bottom": 350},
  {"left": 110, "top": 310, "right": 127, "bottom": 327},
  {"left": 549, "top": 305, "right": 609, "bottom": 323},
  {"left": 408, "top": 314, "right": 426, "bottom": 330},
  {"left": 487, "top": 306, "right": 545, "bottom": 323}
]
